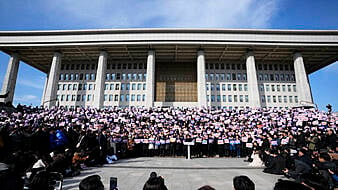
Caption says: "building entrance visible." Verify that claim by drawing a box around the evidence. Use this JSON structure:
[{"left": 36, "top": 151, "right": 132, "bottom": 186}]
[{"left": 155, "top": 62, "right": 197, "bottom": 102}]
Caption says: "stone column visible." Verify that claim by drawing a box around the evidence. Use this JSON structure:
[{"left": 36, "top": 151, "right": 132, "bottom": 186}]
[
  {"left": 0, "top": 53, "right": 20, "bottom": 104},
  {"left": 145, "top": 50, "right": 155, "bottom": 108},
  {"left": 246, "top": 51, "right": 261, "bottom": 108},
  {"left": 93, "top": 51, "right": 108, "bottom": 108},
  {"left": 41, "top": 74, "right": 49, "bottom": 106},
  {"left": 197, "top": 50, "right": 207, "bottom": 108},
  {"left": 44, "top": 52, "right": 62, "bottom": 108},
  {"left": 293, "top": 53, "right": 313, "bottom": 104}
]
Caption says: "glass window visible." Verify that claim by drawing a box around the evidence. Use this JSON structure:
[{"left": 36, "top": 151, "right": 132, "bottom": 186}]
[
  {"left": 70, "top": 74, "right": 74, "bottom": 80},
  {"left": 105, "top": 84, "right": 109, "bottom": 90},
  {"left": 142, "top": 94, "right": 145, "bottom": 101},
  {"left": 131, "top": 94, "right": 135, "bottom": 101},
  {"left": 228, "top": 95, "right": 232, "bottom": 102},
  {"left": 79, "top": 74, "right": 84, "bottom": 80},
  {"left": 211, "top": 84, "right": 214, "bottom": 91},
  {"left": 127, "top": 74, "right": 132, "bottom": 80},
  {"left": 259, "top": 84, "right": 264, "bottom": 91},
  {"left": 114, "top": 95, "right": 119, "bottom": 101},
  {"left": 277, "top": 85, "right": 280, "bottom": 92},
  {"left": 209, "top": 74, "right": 214, "bottom": 80},
  {"left": 68, "top": 84, "right": 72, "bottom": 90},
  {"left": 143, "top": 84, "right": 146, "bottom": 90},
  {"left": 239, "top": 95, "right": 243, "bottom": 102},
  {"left": 238, "top": 84, "right": 243, "bottom": 91},
  {"left": 109, "top": 95, "right": 113, "bottom": 101},
  {"left": 104, "top": 95, "right": 108, "bottom": 101},
  {"left": 258, "top": 74, "right": 263, "bottom": 81},
  {"left": 137, "top": 94, "right": 141, "bottom": 101},
  {"left": 87, "top": 94, "right": 91, "bottom": 101},
  {"left": 206, "top": 84, "right": 209, "bottom": 91},
  {"left": 85, "top": 74, "right": 89, "bottom": 80},
  {"left": 132, "top": 83, "right": 136, "bottom": 90},
  {"left": 264, "top": 74, "right": 269, "bottom": 81},
  {"left": 282, "top": 85, "right": 286, "bottom": 92},
  {"left": 207, "top": 95, "right": 209, "bottom": 102},
  {"left": 116, "top": 73, "right": 121, "bottom": 80},
  {"left": 205, "top": 74, "right": 208, "bottom": 80},
  {"left": 111, "top": 74, "right": 116, "bottom": 80},
  {"left": 126, "top": 84, "right": 130, "bottom": 90},
  {"left": 232, "top": 73, "right": 236, "bottom": 80},
  {"left": 77, "top": 95, "right": 81, "bottom": 101},
  {"left": 90, "top": 73, "right": 95, "bottom": 80},
  {"left": 137, "top": 83, "right": 142, "bottom": 90},
  {"left": 234, "top": 95, "right": 238, "bottom": 102},
  {"left": 65, "top": 74, "right": 69, "bottom": 80},
  {"left": 89, "top": 84, "right": 93, "bottom": 90},
  {"left": 244, "top": 84, "right": 248, "bottom": 91},
  {"left": 227, "top": 84, "right": 231, "bottom": 91},
  {"left": 287, "top": 85, "right": 291, "bottom": 92},
  {"left": 237, "top": 73, "right": 242, "bottom": 80},
  {"left": 265, "top": 85, "right": 270, "bottom": 92},
  {"left": 143, "top": 74, "right": 147, "bottom": 80},
  {"left": 289, "top": 96, "right": 293, "bottom": 103},
  {"left": 126, "top": 94, "right": 130, "bottom": 101},
  {"left": 216, "top": 84, "right": 220, "bottom": 91},
  {"left": 116, "top": 84, "right": 120, "bottom": 90},
  {"left": 280, "top": 74, "right": 285, "bottom": 81},
  {"left": 220, "top": 74, "right": 225, "bottom": 80},
  {"left": 233, "top": 84, "right": 237, "bottom": 91},
  {"left": 57, "top": 84, "right": 61, "bottom": 91},
  {"left": 82, "top": 94, "right": 86, "bottom": 101},
  {"left": 271, "top": 85, "right": 275, "bottom": 92},
  {"left": 122, "top": 73, "right": 126, "bottom": 80},
  {"left": 261, "top": 95, "right": 266, "bottom": 103},
  {"left": 295, "top": 96, "right": 298, "bottom": 103},
  {"left": 217, "top": 95, "right": 221, "bottom": 102},
  {"left": 215, "top": 74, "right": 219, "bottom": 80},
  {"left": 75, "top": 74, "right": 79, "bottom": 80},
  {"left": 222, "top": 84, "right": 226, "bottom": 91},
  {"left": 121, "top": 83, "right": 125, "bottom": 90},
  {"left": 226, "top": 73, "right": 231, "bottom": 80},
  {"left": 273, "top": 96, "right": 276, "bottom": 103},
  {"left": 211, "top": 95, "right": 215, "bottom": 102},
  {"left": 242, "top": 74, "right": 247, "bottom": 81},
  {"left": 284, "top": 96, "right": 287, "bottom": 103},
  {"left": 267, "top": 95, "right": 271, "bottom": 103},
  {"left": 293, "top": 85, "right": 297, "bottom": 92},
  {"left": 138, "top": 74, "right": 142, "bottom": 80},
  {"left": 132, "top": 74, "right": 137, "bottom": 80},
  {"left": 78, "top": 84, "right": 82, "bottom": 90},
  {"left": 275, "top": 74, "right": 279, "bottom": 81},
  {"left": 120, "top": 94, "right": 124, "bottom": 102},
  {"left": 222, "top": 95, "right": 226, "bottom": 102},
  {"left": 60, "top": 95, "right": 64, "bottom": 101},
  {"left": 285, "top": 74, "right": 290, "bottom": 81},
  {"left": 110, "top": 84, "right": 114, "bottom": 90},
  {"left": 278, "top": 96, "right": 282, "bottom": 103},
  {"left": 63, "top": 84, "right": 67, "bottom": 90}
]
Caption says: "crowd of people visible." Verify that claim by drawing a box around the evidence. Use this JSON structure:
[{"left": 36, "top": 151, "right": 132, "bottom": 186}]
[{"left": 0, "top": 104, "right": 337, "bottom": 189}]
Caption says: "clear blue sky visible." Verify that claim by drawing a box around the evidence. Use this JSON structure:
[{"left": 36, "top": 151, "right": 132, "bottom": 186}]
[{"left": 0, "top": 0, "right": 337, "bottom": 111}]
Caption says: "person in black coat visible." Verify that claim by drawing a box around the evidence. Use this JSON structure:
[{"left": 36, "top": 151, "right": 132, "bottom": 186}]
[
  {"left": 325, "top": 129, "right": 336, "bottom": 151},
  {"left": 263, "top": 149, "right": 286, "bottom": 175}
]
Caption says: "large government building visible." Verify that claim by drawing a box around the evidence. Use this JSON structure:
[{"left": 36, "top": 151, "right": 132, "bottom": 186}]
[{"left": 0, "top": 28, "right": 337, "bottom": 109}]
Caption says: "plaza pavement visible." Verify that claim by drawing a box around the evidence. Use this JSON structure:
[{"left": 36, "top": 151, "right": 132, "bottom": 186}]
[{"left": 63, "top": 157, "right": 284, "bottom": 190}]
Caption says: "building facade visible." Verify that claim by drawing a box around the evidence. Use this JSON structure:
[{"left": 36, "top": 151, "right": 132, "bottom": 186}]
[{"left": 0, "top": 29, "right": 337, "bottom": 109}]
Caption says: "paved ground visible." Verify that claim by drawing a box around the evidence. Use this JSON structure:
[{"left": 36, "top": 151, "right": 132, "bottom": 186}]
[{"left": 63, "top": 157, "right": 284, "bottom": 190}]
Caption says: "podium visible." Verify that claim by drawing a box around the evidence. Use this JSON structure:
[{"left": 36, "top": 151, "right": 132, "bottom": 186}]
[{"left": 183, "top": 141, "right": 195, "bottom": 159}]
